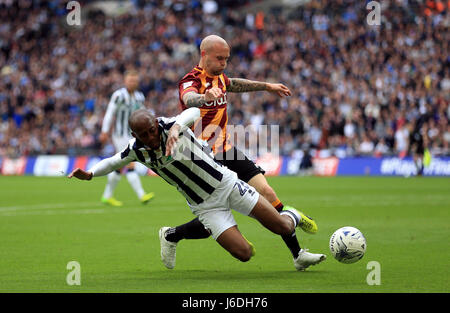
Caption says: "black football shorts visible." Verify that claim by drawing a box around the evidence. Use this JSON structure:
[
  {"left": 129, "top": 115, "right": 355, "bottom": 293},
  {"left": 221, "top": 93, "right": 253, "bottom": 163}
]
[{"left": 215, "top": 146, "right": 265, "bottom": 183}]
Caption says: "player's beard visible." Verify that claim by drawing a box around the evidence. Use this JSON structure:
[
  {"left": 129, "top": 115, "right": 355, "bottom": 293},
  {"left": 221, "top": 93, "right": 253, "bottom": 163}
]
[
  {"left": 211, "top": 68, "right": 224, "bottom": 76},
  {"left": 205, "top": 60, "right": 224, "bottom": 76}
]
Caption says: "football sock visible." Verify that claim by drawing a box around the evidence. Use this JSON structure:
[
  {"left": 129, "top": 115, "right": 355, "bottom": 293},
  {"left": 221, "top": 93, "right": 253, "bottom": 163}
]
[
  {"left": 282, "top": 231, "right": 301, "bottom": 259},
  {"left": 273, "top": 199, "right": 302, "bottom": 259},
  {"left": 102, "top": 170, "right": 121, "bottom": 199},
  {"left": 280, "top": 210, "right": 300, "bottom": 227},
  {"left": 416, "top": 158, "right": 424, "bottom": 175},
  {"left": 271, "top": 199, "right": 284, "bottom": 212},
  {"left": 125, "top": 169, "right": 145, "bottom": 199},
  {"left": 165, "top": 217, "right": 211, "bottom": 243}
]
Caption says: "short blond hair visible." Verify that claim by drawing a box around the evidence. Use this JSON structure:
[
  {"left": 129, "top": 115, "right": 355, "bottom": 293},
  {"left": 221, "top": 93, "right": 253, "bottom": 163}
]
[
  {"left": 124, "top": 69, "right": 139, "bottom": 77},
  {"left": 200, "top": 35, "right": 229, "bottom": 53}
]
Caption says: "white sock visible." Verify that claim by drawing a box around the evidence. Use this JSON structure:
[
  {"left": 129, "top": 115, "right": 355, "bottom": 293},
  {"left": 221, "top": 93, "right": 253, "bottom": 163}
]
[
  {"left": 126, "top": 171, "right": 145, "bottom": 199},
  {"left": 280, "top": 210, "right": 300, "bottom": 228},
  {"left": 416, "top": 158, "right": 422, "bottom": 170},
  {"left": 102, "top": 171, "right": 121, "bottom": 199}
]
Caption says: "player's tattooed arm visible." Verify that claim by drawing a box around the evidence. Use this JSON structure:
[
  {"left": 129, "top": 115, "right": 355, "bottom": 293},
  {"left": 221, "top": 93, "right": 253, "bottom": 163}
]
[
  {"left": 183, "top": 92, "right": 207, "bottom": 108},
  {"left": 228, "top": 78, "right": 267, "bottom": 93},
  {"left": 228, "top": 78, "right": 292, "bottom": 97},
  {"left": 183, "top": 87, "right": 224, "bottom": 107}
]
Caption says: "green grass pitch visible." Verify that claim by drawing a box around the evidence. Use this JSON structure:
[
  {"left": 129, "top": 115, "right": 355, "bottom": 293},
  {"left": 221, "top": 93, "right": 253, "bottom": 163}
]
[{"left": 0, "top": 175, "right": 448, "bottom": 293}]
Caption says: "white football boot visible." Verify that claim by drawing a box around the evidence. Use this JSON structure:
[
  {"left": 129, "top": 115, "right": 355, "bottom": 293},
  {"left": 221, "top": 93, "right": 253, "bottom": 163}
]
[
  {"left": 294, "top": 249, "right": 326, "bottom": 271},
  {"left": 159, "top": 227, "right": 177, "bottom": 269}
]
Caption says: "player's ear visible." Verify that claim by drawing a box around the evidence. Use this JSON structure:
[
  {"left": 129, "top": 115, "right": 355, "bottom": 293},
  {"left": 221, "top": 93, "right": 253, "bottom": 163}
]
[{"left": 201, "top": 50, "right": 206, "bottom": 58}]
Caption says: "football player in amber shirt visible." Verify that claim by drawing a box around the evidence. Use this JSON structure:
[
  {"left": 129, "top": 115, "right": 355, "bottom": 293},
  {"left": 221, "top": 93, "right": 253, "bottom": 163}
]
[{"left": 159, "top": 35, "right": 324, "bottom": 271}]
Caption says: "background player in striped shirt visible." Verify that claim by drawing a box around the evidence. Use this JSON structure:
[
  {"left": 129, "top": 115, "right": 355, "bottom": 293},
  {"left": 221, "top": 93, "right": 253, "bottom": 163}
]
[
  {"left": 99, "top": 70, "right": 154, "bottom": 206},
  {"left": 160, "top": 35, "right": 319, "bottom": 271},
  {"left": 68, "top": 108, "right": 326, "bottom": 270}
]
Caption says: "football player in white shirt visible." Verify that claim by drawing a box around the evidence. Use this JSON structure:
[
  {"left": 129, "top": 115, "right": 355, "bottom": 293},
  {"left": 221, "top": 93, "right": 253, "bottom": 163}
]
[{"left": 99, "top": 70, "right": 154, "bottom": 206}]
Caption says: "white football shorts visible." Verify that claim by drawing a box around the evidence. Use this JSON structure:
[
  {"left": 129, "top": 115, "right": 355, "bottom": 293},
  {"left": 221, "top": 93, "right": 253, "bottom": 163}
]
[{"left": 189, "top": 170, "right": 260, "bottom": 240}]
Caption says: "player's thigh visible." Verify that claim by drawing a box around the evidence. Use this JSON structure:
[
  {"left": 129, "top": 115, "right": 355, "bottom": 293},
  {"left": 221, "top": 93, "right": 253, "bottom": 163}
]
[{"left": 227, "top": 180, "right": 291, "bottom": 235}]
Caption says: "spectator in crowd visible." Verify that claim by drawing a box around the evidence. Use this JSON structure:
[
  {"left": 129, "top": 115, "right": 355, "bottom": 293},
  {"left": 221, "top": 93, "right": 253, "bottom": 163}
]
[
  {"left": 0, "top": 0, "right": 448, "bottom": 160},
  {"left": 358, "top": 132, "right": 375, "bottom": 156}
]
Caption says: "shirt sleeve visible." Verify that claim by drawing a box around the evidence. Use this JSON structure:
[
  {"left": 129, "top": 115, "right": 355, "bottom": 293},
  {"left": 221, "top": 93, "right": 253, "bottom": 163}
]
[
  {"left": 178, "top": 74, "right": 203, "bottom": 108},
  {"left": 89, "top": 143, "right": 136, "bottom": 177},
  {"left": 175, "top": 107, "right": 201, "bottom": 132}
]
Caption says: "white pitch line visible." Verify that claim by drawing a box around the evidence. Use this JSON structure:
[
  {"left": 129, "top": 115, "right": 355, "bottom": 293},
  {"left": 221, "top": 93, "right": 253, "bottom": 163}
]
[
  {"left": 0, "top": 206, "right": 146, "bottom": 217},
  {"left": 0, "top": 202, "right": 102, "bottom": 212},
  {"left": 0, "top": 208, "right": 107, "bottom": 216}
]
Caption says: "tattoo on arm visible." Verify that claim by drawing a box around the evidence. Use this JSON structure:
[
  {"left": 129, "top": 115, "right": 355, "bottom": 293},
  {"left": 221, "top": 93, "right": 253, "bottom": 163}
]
[
  {"left": 228, "top": 78, "right": 268, "bottom": 93},
  {"left": 183, "top": 92, "right": 206, "bottom": 108}
]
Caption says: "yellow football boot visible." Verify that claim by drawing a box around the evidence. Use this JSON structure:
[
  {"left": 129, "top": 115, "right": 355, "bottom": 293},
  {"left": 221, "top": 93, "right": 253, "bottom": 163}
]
[
  {"left": 141, "top": 192, "right": 155, "bottom": 204},
  {"left": 101, "top": 197, "right": 123, "bottom": 207},
  {"left": 284, "top": 206, "right": 318, "bottom": 234}
]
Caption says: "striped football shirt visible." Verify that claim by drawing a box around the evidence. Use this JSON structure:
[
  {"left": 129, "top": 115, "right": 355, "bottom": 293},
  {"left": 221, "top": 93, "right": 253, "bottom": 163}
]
[
  {"left": 102, "top": 87, "right": 146, "bottom": 137},
  {"left": 119, "top": 116, "right": 227, "bottom": 205}
]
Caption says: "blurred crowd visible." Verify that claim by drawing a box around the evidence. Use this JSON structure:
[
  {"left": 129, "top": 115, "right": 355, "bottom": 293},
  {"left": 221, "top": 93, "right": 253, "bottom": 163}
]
[{"left": 0, "top": 0, "right": 449, "bottom": 159}]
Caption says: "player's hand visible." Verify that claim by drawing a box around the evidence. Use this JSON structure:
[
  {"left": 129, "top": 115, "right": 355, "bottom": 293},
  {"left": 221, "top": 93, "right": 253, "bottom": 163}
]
[
  {"left": 166, "top": 124, "right": 181, "bottom": 156},
  {"left": 266, "top": 83, "right": 292, "bottom": 97},
  {"left": 99, "top": 132, "right": 109, "bottom": 145},
  {"left": 204, "top": 87, "right": 223, "bottom": 102},
  {"left": 68, "top": 168, "right": 93, "bottom": 180}
]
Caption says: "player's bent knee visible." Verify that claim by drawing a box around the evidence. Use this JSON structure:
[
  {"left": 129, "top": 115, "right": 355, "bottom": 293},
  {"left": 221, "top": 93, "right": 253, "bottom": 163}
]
[
  {"left": 235, "top": 246, "right": 253, "bottom": 262},
  {"left": 269, "top": 215, "right": 294, "bottom": 236},
  {"left": 278, "top": 213, "right": 296, "bottom": 235},
  {"left": 230, "top": 244, "right": 253, "bottom": 262},
  {"left": 216, "top": 226, "right": 253, "bottom": 262}
]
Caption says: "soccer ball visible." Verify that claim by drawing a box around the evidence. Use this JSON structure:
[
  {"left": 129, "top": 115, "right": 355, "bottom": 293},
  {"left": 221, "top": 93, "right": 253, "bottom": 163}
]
[{"left": 329, "top": 226, "right": 366, "bottom": 264}]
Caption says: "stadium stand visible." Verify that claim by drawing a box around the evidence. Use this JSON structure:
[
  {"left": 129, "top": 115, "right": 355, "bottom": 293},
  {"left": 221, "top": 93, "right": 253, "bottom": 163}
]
[{"left": 0, "top": 0, "right": 448, "bottom": 161}]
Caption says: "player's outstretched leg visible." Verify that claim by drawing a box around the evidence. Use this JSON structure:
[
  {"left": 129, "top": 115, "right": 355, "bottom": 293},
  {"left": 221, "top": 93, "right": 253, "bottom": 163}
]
[
  {"left": 248, "top": 174, "right": 319, "bottom": 270},
  {"left": 251, "top": 196, "right": 326, "bottom": 271},
  {"left": 281, "top": 207, "right": 326, "bottom": 271}
]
